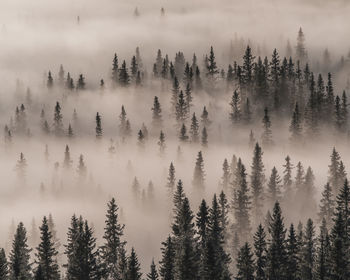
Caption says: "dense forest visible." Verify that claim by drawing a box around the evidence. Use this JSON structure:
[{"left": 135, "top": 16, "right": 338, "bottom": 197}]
[{"left": 1, "top": 0, "right": 350, "bottom": 279}]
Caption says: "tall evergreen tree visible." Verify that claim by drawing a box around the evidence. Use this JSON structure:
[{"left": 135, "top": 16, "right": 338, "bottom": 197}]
[
  {"left": 159, "top": 236, "right": 175, "bottom": 280},
  {"left": 9, "top": 222, "right": 32, "bottom": 280},
  {"left": 254, "top": 224, "right": 267, "bottom": 280},
  {"left": 147, "top": 259, "right": 159, "bottom": 280},
  {"left": 236, "top": 243, "right": 255, "bottom": 280},
  {"left": 96, "top": 112, "right": 102, "bottom": 139},
  {"left": 261, "top": 107, "right": 273, "bottom": 147},
  {"left": 127, "top": 248, "right": 142, "bottom": 280},
  {"left": 35, "top": 216, "right": 60, "bottom": 280},
  {"left": 192, "top": 151, "right": 205, "bottom": 190},
  {"left": 0, "top": 248, "right": 8, "bottom": 279}
]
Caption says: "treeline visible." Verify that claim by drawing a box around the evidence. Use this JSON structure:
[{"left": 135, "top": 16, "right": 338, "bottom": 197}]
[
  {"left": 1, "top": 144, "right": 349, "bottom": 279},
  {"left": 1, "top": 178, "right": 350, "bottom": 280}
]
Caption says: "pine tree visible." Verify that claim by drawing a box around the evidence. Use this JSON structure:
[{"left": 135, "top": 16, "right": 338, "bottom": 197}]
[
  {"left": 96, "top": 112, "right": 102, "bottom": 139},
  {"left": 300, "top": 219, "right": 316, "bottom": 280},
  {"left": 175, "top": 91, "right": 188, "bottom": 124},
  {"left": 76, "top": 74, "right": 86, "bottom": 90},
  {"left": 190, "top": 113, "right": 199, "bottom": 143},
  {"left": 126, "top": 248, "right": 142, "bottom": 280},
  {"left": 201, "top": 106, "right": 211, "bottom": 128},
  {"left": 173, "top": 197, "right": 199, "bottom": 280},
  {"left": 316, "top": 219, "right": 331, "bottom": 280},
  {"left": 101, "top": 198, "right": 125, "bottom": 279},
  {"left": 328, "top": 147, "right": 341, "bottom": 194},
  {"left": 230, "top": 90, "right": 241, "bottom": 124},
  {"left": 0, "top": 248, "right": 8, "bottom": 279},
  {"left": 47, "top": 71, "right": 54, "bottom": 89},
  {"left": 179, "top": 123, "right": 189, "bottom": 142},
  {"left": 53, "top": 102, "right": 64, "bottom": 136},
  {"left": 201, "top": 127, "right": 208, "bottom": 148},
  {"left": 250, "top": 143, "right": 265, "bottom": 223},
  {"left": 9, "top": 222, "right": 32, "bottom": 280},
  {"left": 221, "top": 159, "right": 230, "bottom": 192},
  {"left": 267, "top": 167, "right": 282, "bottom": 207},
  {"left": 152, "top": 96, "right": 162, "bottom": 128},
  {"left": 147, "top": 259, "right": 159, "bottom": 280},
  {"left": 15, "top": 152, "right": 27, "bottom": 179},
  {"left": 119, "top": 61, "right": 130, "bottom": 86},
  {"left": 171, "top": 77, "right": 180, "bottom": 113},
  {"left": 159, "top": 236, "right": 175, "bottom": 280},
  {"left": 63, "top": 145, "right": 72, "bottom": 169},
  {"left": 286, "top": 224, "right": 300, "bottom": 280},
  {"left": 68, "top": 123, "right": 74, "bottom": 138},
  {"left": 266, "top": 202, "right": 287, "bottom": 280},
  {"left": 283, "top": 156, "right": 293, "bottom": 191},
  {"left": 233, "top": 159, "right": 251, "bottom": 239},
  {"left": 261, "top": 107, "right": 273, "bottom": 147},
  {"left": 206, "top": 46, "right": 219, "bottom": 79},
  {"left": 236, "top": 243, "right": 255, "bottom": 280},
  {"left": 112, "top": 53, "right": 119, "bottom": 85},
  {"left": 289, "top": 103, "right": 303, "bottom": 143},
  {"left": 296, "top": 27, "right": 307, "bottom": 63},
  {"left": 254, "top": 224, "right": 267, "bottom": 280},
  {"left": 166, "top": 163, "right": 176, "bottom": 197},
  {"left": 192, "top": 151, "right": 205, "bottom": 190},
  {"left": 318, "top": 183, "right": 335, "bottom": 228},
  {"left": 158, "top": 131, "right": 166, "bottom": 154},
  {"left": 35, "top": 216, "right": 60, "bottom": 280}
]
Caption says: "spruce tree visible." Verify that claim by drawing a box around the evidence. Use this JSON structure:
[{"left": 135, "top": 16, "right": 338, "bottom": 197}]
[
  {"left": 192, "top": 151, "right": 205, "bottom": 190},
  {"left": 318, "top": 183, "right": 335, "bottom": 228},
  {"left": 35, "top": 216, "right": 60, "bottom": 280},
  {"left": 254, "top": 224, "right": 267, "bottom": 280},
  {"left": 233, "top": 159, "right": 251, "bottom": 239},
  {"left": 0, "top": 248, "right": 8, "bottom": 279},
  {"left": 267, "top": 167, "right": 282, "bottom": 207},
  {"left": 101, "top": 198, "right": 125, "bottom": 280},
  {"left": 200, "top": 106, "right": 211, "bottom": 128},
  {"left": 127, "top": 248, "right": 142, "bottom": 280},
  {"left": 9, "top": 222, "right": 32, "bottom": 280},
  {"left": 286, "top": 224, "right": 300, "bottom": 280},
  {"left": 289, "top": 102, "right": 302, "bottom": 143},
  {"left": 119, "top": 61, "right": 130, "bottom": 86},
  {"left": 236, "top": 242, "right": 255, "bottom": 280},
  {"left": 190, "top": 113, "right": 199, "bottom": 143},
  {"left": 96, "top": 112, "right": 102, "bottom": 139},
  {"left": 250, "top": 142, "right": 265, "bottom": 223},
  {"left": 159, "top": 236, "right": 175, "bottom": 280},
  {"left": 230, "top": 90, "right": 241, "bottom": 124},
  {"left": 158, "top": 131, "right": 166, "bottom": 154},
  {"left": 261, "top": 107, "right": 273, "bottom": 147},
  {"left": 166, "top": 163, "right": 176, "bottom": 197},
  {"left": 300, "top": 219, "right": 316, "bottom": 280},
  {"left": 53, "top": 102, "right": 64, "bottom": 136},
  {"left": 266, "top": 202, "right": 287, "bottom": 280},
  {"left": 201, "top": 127, "right": 208, "bottom": 148},
  {"left": 147, "top": 259, "right": 159, "bottom": 280},
  {"left": 221, "top": 159, "right": 230, "bottom": 192},
  {"left": 152, "top": 96, "right": 162, "bottom": 128}
]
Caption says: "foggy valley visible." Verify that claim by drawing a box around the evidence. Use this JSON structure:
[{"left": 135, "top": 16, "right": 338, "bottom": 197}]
[{"left": 0, "top": 0, "right": 350, "bottom": 279}]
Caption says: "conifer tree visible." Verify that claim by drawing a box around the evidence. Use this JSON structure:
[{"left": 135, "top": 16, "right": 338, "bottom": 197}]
[
  {"left": 9, "top": 222, "right": 32, "bottom": 280},
  {"left": 233, "top": 159, "right": 251, "bottom": 239},
  {"left": 201, "top": 106, "right": 211, "bottom": 128},
  {"left": 230, "top": 90, "right": 241, "bottom": 124},
  {"left": 147, "top": 259, "right": 159, "bottom": 280},
  {"left": 236, "top": 242, "right": 255, "bottom": 280},
  {"left": 53, "top": 102, "right": 64, "bottom": 136},
  {"left": 300, "top": 219, "right": 316, "bottom": 280},
  {"left": 159, "top": 236, "right": 175, "bottom": 280},
  {"left": 171, "top": 77, "right": 180, "bottom": 113},
  {"left": 112, "top": 53, "right": 119, "bottom": 85},
  {"left": 119, "top": 61, "right": 130, "bottom": 86},
  {"left": 296, "top": 27, "right": 307, "bottom": 63},
  {"left": 221, "top": 159, "right": 230, "bottom": 192},
  {"left": 254, "top": 224, "right": 267, "bottom": 280},
  {"left": 206, "top": 46, "right": 219, "bottom": 79},
  {"left": 328, "top": 147, "right": 342, "bottom": 193},
  {"left": 158, "top": 131, "right": 166, "bottom": 154},
  {"left": 266, "top": 202, "right": 287, "bottom": 280},
  {"left": 127, "top": 248, "right": 142, "bottom": 280},
  {"left": 0, "top": 248, "right": 8, "bottom": 279},
  {"left": 286, "top": 224, "right": 300, "bottom": 280},
  {"left": 190, "top": 113, "right": 199, "bottom": 143},
  {"left": 76, "top": 74, "right": 86, "bottom": 90},
  {"left": 63, "top": 145, "right": 72, "bottom": 169},
  {"left": 152, "top": 96, "right": 162, "bottom": 128},
  {"left": 47, "top": 71, "right": 54, "bottom": 89},
  {"left": 175, "top": 91, "right": 188, "bottom": 124},
  {"left": 101, "top": 198, "right": 125, "bottom": 279},
  {"left": 68, "top": 123, "right": 74, "bottom": 138},
  {"left": 201, "top": 127, "right": 208, "bottom": 148},
  {"left": 172, "top": 197, "right": 199, "bottom": 280},
  {"left": 15, "top": 152, "right": 27, "bottom": 180},
  {"left": 96, "top": 112, "right": 102, "bottom": 139},
  {"left": 267, "top": 167, "right": 282, "bottom": 207},
  {"left": 261, "top": 107, "right": 273, "bottom": 147},
  {"left": 289, "top": 103, "right": 302, "bottom": 143},
  {"left": 250, "top": 143, "right": 265, "bottom": 223},
  {"left": 35, "top": 216, "right": 60, "bottom": 280},
  {"left": 318, "top": 183, "right": 335, "bottom": 228},
  {"left": 315, "top": 219, "right": 331, "bottom": 280},
  {"left": 179, "top": 123, "right": 188, "bottom": 142},
  {"left": 192, "top": 151, "right": 205, "bottom": 190},
  {"left": 166, "top": 163, "right": 176, "bottom": 197}
]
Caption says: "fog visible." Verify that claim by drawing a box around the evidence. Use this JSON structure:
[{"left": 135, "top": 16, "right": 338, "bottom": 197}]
[{"left": 0, "top": 0, "right": 350, "bottom": 276}]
